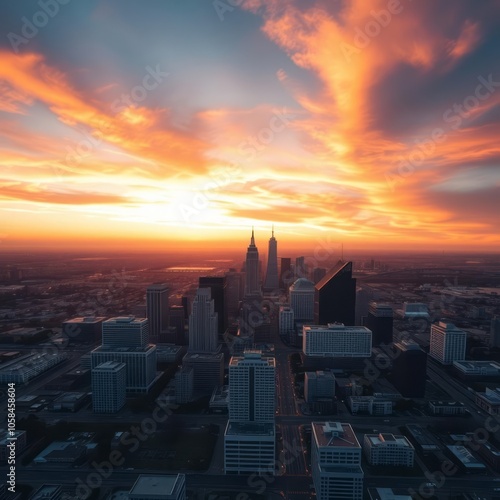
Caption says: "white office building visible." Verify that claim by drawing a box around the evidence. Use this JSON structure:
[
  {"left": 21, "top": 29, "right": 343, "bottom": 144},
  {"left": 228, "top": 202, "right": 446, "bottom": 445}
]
[
  {"left": 102, "top": 316, "right": 149, "bottom": 349},
  {"left": 92, "top": 361, "right": 126, "bottom": 413},
  {"left": 305, "top": 371, "right": 335, "bottom": 403},
  {"left": 229, "top": 350, "right": 275, "bottom": 422},
  {"left": 129, "top": 474, "right": 186, "bottom": 500},
  {"left": 290, "top": 278, "right": 315, "bottom": 321},
  {"left": 303, "top": 324, "right": 372, "bottom": 357},
  {"left": 311, "top": 422, "right": 364, "bottom": 500},
  {"left": 430, "top": 321, "right": 466, "bottom": 365},
  {"left": 188, "top": 288, "right": 218, "bottom": 353},
  {"left": 363, "top": 433, "right": 414, "bottom": 466}
]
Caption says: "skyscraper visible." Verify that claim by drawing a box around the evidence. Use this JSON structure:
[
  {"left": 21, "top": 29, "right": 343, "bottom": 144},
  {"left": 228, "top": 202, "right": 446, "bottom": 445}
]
[
  {"left": 263, "top": 227, "right": 279, "bottom": 291},
  {"left": 314, "top": 260, "right": 356, "bottom": 326},
  {"left": 228, "top": 350, "right": 276, "bottom": 422},
  {"left": 290, "top": 278, "right": 315, "bottom": 322},
  {"left": 188, "top": 288, "right": 218, "bottom": 353},
  {"left": 225, "top": 350, "right": 276, "bottom": 475},
  {"left": 92, "top": 361, "right": 126, "bottom": 413},
  {"left": 430, "top": 321, "right": 466, "bottom": 365},
  {"left": 244, "top": 229, "right": 260, "bottom": 296},
  {"left": 391, "top": 340, "right": 427, "bottom": 398},
  {"left": 279, "top": 257, "right": 292, "bottom": 290},
  {"left": 366, "top": 302, "right": 393, "bottom": 346},
  {"left": 102, "top": 316, "right": 149, "bottom": 349},
  {"left": 146, "top": 284, "right": 169, "bottom": 344},
  {"left": 295, "top": 256, "right": 307, "bottom": 279},
  {"left": 490, "top": 316, "right": 500, "bottom": 348},
  {"left": 199, "top": 276, "right": 227, "bottom": 335}
]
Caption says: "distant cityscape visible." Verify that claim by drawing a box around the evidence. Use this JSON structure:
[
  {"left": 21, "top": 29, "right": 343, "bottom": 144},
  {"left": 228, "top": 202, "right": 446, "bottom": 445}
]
[{"left": 1, "top": 231, "right": 500, "bottom": 500}]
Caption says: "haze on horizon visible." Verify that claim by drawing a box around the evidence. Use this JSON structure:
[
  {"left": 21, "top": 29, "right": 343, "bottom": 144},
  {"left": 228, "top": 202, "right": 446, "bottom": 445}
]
[{"left": 0, "top": 0, "right": 499, "bottom": 253}]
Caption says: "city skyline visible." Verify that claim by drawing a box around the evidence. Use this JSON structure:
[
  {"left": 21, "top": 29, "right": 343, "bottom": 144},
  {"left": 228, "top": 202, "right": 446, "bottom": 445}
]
[{"left": 0, "top": 1, "right": 499, "bottom": 253}]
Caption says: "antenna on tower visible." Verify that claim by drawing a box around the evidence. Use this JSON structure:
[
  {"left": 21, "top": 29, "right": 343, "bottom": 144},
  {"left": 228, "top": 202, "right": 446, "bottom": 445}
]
[{"left": 272, "top": 224, "right": 274, "bottom": 237}]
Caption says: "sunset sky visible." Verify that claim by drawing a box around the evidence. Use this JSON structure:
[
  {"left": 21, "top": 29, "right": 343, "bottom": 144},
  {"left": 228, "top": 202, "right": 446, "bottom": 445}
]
[{"left": 0, "top": 0, "right": 499, "bottom": 253}]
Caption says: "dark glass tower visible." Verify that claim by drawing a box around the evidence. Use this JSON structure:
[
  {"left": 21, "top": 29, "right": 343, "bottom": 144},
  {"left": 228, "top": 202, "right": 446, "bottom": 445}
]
[
  {"left": 279, "top": 257, "right": 292, "bottom": 290},
  {"left": 366, "top": 302, "right": 393, "bottom": 346},
  {"left": 391, "top": 341, "right": 427, "bottom": 397},
  {"left": 314, "top": 260, "right": 356, "bottom": 326}
]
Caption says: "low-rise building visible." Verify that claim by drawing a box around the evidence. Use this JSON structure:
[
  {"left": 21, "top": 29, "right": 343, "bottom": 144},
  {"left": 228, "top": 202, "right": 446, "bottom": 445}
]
[
  {"left": 363, "top": 433, "right": 414, "bottom": 467},
  {"left": 311, "top": 422, "right": 364, "bottom": 500},
  {"left": 428, "top": 400, "right": 467, "bottom": 416},
  {"left": 128, "top": 474, "right": 186, "bottom": 500},
  {"left": 224, "top": 421, "right": 275, "bottom": 475},
  {"left": 475, "top": 387, "right": 500, "bottom": 415},
  {"left": 349, "top": 396, "right": 393, "bottom": 416}
]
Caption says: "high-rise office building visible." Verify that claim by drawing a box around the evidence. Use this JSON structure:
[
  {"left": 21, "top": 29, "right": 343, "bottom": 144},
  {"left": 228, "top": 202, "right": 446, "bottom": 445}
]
[
  {"left": 430, "top": 321, "right": 466, "bottom": 365},
  {"left": 279, "top": 306, "right": 294, "bottom": 335},
  {"left": 303, "top": 324, "right": 372, "bottom": 357},
  {"left": 490, "top": 316, "right": 500, "bottom": 348},
  {"left": 295, "top": 256, "right": 307, "bottom": 279},
  {"left": 188, "top": 288, "right": 218, "bottom": 353},
  {"left": 314, "top": 261, "right": 356, "bottom": 326},
  {"left": 263, "top": 228, "right": 279, "bottom": 291},
  {"left": 175, "top": 366, "right": 193, "bottom": 404},
  {"left": 91, "top": 345, "right": 157, "bottom": 393},
  {"left": 199, "top": 276, "right": 227, "bottom": 335},
  {"left": 92, "top": 361, "right": 126, "bottom": 413},
  {"left": 391, "top": 340, "right": 427, "bottom": 398},
  {"left": 168, "top": 305, "right": 185, "bottom": 345},
  {"left": 225, "top": 350, "right": 276, "bottom": 475},
  {"left": 225, "top": 269, "right": 242, "bottom": 322},
  {"left": 146, "top": 284, "right": 169, "bottom": 344},
  {"left": 366, "top": 302, "right": 393, "bottom": 346},
  {"left": 279, "top": 257, "right": 293, "bottom": 290},
  {"left": 311, "top": 422, "right": 364, "bottom": 500},
  {"left": 129, "top": 475, "right": 186, "bottom": 500},
  {"left": 102, "top": 316, "right": 149, "bottom": 349},
  {"left": 244, "top": 229, "right": 260, "bottom": 296},
  {"left": 304, "top": 371, "right": 336, "bottom": 403},
  {"left": 290, "top": 278, "right": 315, "bottom": 322},
  {"left": 182, "top": 352, "right": 224, "bottom": 394},
  {"left": 229, "top": 350, "right": 275, "bottom": 422}
]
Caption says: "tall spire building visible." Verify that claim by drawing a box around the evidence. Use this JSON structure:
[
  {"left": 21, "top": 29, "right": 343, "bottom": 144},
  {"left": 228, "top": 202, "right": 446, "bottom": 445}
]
[
  {"left": 244, "top": 228, "right": 260, "bottom": 296},
  {"left": 263, "top": 226, "right": 279, "bottom": 292}
]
